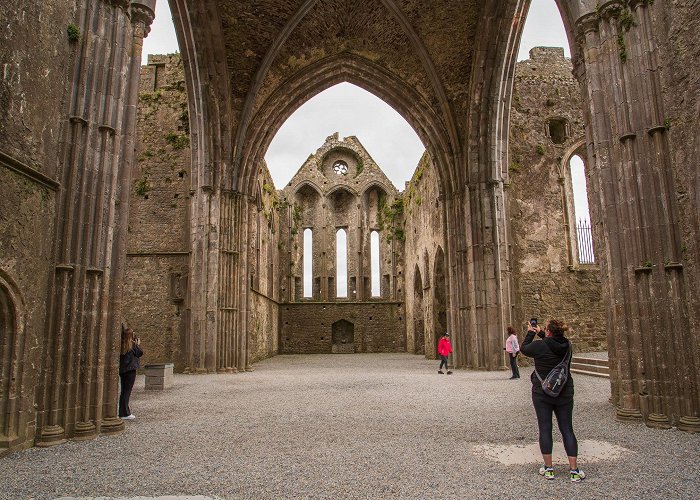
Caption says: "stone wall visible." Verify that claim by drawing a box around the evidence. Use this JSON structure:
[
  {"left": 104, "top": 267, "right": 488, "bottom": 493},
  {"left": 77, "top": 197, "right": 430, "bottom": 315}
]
[
  {"left": 0, "top": 165, "right": 56, "bottom": 455},
  {"left": 247, "top": 163, "right": 282, "bottom": 365},
  {"left": 280, "top": 302, "right": 405, "bottom": 354},
  {"left": 508, "top": 47, "right": 606, "bottom": 352},
  {"left": 123, "top": 54, "right": 191, "bottom": 371},
  {"left": 279, "top": 133, "right": 403, "bottom": 303},
  {"left": 403, "top": 153, "right": 447, "bottom": 358},
  {"left": 0, "top": 2, "right": 73, "bottom": 176},
  {"left": 248, "top": 290, "right": 280, "bottom": 363},
  {"left": 661, "top": 0, "right": 700, "bottom": 370},
  {"left": 0, "top": 0, "right": 73, "bottom": 455},
  {"left": 126, "top": 54, "right": 283, "bottom": 372}
]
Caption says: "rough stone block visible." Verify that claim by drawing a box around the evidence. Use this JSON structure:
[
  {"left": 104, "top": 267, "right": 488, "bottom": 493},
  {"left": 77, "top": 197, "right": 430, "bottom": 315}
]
[{"left": 144, "top": 363, "right": 174, "bottom": 390}]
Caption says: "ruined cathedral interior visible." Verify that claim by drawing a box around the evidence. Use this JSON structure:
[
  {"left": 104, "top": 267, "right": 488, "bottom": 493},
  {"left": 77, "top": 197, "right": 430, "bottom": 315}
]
[{"left": 1, "top": 0, "right": 699, "bottom": 457}]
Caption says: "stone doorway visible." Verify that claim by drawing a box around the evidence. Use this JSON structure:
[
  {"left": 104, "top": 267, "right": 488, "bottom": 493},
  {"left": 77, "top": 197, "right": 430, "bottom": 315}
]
[{"left": 331, "top": 319, "right": 355, "bottom": 354}]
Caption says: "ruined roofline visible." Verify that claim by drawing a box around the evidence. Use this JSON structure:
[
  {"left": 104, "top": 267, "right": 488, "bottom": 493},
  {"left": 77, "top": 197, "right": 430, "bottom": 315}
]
[{"left": 527, "top": 46, "right": 569, "bottom": 61}]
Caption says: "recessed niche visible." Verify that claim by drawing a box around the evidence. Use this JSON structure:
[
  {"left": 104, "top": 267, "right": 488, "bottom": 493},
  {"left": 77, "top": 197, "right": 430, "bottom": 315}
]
[{"left": 547, "top": 118, "right": 568, "bottom": 144}]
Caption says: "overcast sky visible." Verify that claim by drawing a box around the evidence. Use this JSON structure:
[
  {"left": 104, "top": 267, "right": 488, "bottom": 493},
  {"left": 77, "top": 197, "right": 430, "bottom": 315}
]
[{"left": 142, "top": 0, "right": 572, "bottom": 191}]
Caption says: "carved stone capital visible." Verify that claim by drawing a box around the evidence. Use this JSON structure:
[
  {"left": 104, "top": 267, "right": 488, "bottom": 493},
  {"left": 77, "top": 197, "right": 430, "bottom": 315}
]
[
  {"left": 130, "top": 1, "right": 156, "bottom": 35},
  {"left": 598, "top": 0, "right": 625, "bottom": 20},
  {"left": 574, "top": 12, "right": 599, "bottom": 41}
]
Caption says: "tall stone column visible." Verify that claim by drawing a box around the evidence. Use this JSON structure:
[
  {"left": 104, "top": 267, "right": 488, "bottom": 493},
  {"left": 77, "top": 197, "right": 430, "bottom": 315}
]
[
  {"left": 445, "top": 189, "right": 471, "bottom": 368},
  {"left": 216, "top": 191, "right": 242, "bottom": 373},
  {"left": 574, "top": 0, "right": 699, "bottom": 431},
  {"left": 448, "top": 174, "right": 510, "bottom": 371},
  {"left": 101, "top": 0, "right": 156, "bottom": 433},
  {"left": 36, "top": 0, "right": 154, "bottom": 447}
]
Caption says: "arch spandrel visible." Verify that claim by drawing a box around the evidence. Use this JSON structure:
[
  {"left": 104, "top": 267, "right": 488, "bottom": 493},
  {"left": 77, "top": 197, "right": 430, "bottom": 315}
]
[
  {"left": 293, "top": 180, "right": 324, "bottom": 198},
  {"left": 326, "top": 184, "right": 360, "bottom": 199},
  {"left": 361, "top": 182, "right": 392, "bottom": 198},
  {"left": 240, "top": 53, "right": 457, "bottom": 197}
]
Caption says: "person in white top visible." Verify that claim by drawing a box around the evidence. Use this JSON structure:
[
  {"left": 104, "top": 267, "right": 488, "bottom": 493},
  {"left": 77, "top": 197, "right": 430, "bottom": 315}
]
[{"left": 504, "top": 326, "right": 520, "bottom": 379}]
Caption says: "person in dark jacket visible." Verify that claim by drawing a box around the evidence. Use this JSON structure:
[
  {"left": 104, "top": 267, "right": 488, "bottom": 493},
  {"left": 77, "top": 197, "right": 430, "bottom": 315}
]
[
  {"left": 521, "top": 319, "right": 585, "bottom": 482},
  {"left": 119, "top": 327, "right": 143, "bottom": 420}
]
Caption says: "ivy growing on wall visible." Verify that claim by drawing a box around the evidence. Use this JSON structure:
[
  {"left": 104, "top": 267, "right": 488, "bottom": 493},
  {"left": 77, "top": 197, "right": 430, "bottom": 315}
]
[
  {"left": 165, "top": 132, "right": 190, "bottom": 150},
  {"left": 134, "top": 169, "right": 152, "bottom": 197},
  {"left": 378, "top": 194, "right": 406, "bottom": 242},
  {"left": 67, "top": 24, "right": 81, "bottom": 42}
]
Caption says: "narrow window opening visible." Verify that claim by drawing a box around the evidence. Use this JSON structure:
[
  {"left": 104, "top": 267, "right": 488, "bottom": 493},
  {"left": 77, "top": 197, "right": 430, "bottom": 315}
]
[
  {"left": 370, "top": 231, "right": 380, "bottom": 297},
  {"left": 303, "top": 229, "right": 313, "bottom": 297},
  {"left": 570, "top": 155, "right": 595, "bottom": 264},
  {"left": 336, "top": 229, "right": 348, "bottom": 298}
]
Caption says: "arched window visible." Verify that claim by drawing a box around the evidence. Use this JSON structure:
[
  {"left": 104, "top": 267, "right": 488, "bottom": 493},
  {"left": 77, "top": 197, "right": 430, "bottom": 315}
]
[
  {"left": 303, "top": 229, "right": 313, "bottom": 298},
  {"left": 370, "top": 231, "right": 380, "bottom": 297},
  {"left": 570, "top": 155, "right": 595, "bottom": 264},
  {"left": 336, "top": 229, "right": 348, "bottom": 298}
]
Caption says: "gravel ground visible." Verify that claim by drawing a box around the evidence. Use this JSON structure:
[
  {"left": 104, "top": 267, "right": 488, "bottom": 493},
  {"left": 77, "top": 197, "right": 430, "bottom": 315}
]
[{"left": 1, "top": 353, "right": 698, "bottom": 499}]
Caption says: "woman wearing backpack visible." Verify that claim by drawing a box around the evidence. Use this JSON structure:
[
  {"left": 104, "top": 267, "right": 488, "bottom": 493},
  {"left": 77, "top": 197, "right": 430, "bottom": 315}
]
[{"left": 521, "top": 319, "right": 585, "bottom": 482}]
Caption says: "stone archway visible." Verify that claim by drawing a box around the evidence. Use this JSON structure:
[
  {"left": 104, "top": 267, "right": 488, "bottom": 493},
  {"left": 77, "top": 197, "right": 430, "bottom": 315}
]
[
  {"left": 413, "top": 265, "right": 425, "bottom": 356},
  {"left": 331, "top": 319, "right": 355, "bottom": 354},
  {"left": 0, "top": 272, "right": 27, "bottom": 454},
  {"left": 3, "top": 0, "right": 699, "bottom": 455},
  {"left": 432, "top": 247, "right": 448, "bottom": 359}
]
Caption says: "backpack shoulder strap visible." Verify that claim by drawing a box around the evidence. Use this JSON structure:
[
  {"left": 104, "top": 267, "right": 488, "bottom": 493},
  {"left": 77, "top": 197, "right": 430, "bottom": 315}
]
[{"left": 535, "top": 342, "right": 573, "bottom": 383}]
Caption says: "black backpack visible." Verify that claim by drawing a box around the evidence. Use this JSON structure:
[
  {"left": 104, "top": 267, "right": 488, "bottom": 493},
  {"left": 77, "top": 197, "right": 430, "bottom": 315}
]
[{"left": 535, "top": 342, "right": 572, "bottom": 397}]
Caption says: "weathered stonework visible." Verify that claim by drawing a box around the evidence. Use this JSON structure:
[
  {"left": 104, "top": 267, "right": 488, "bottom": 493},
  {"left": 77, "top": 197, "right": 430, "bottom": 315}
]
[
  {"left": 277, "top": 134, "right": 406, "bottom": 352},
  {"left": 124, "top": 54, "right": 192, "bottom": 371},
  {"left": 403, "top": 153, "right": 447, "bottom": 358},
  {"left": 1, "top": 0, "right": 699, "bottom": 456},
  {"left": 508, "top": 47, "right": 606, "bottom": 352},
  {"left": 280, "top": 303, "right": 405, "bottom": 354}
]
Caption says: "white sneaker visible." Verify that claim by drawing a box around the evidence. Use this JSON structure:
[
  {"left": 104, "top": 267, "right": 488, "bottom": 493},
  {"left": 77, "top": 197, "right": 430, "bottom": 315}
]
[
  {"left": 570, "top": 468, "right": 586, "bottom": 482},
  {"left": 120, "top": 414, "right": 136, "bottom": 420},
  {"left": 538, "top": 465, "right": 554, "bottom": 480}
]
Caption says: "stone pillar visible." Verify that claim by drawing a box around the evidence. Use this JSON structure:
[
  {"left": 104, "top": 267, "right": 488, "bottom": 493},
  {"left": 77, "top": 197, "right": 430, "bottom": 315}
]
[
  {"left": 36, "top": 0, "right": 154, "bottom": 447},
  {"left": 445, "top": 189, "right": 470, "bottom": 368},
  {"left": 448, "top": 175, "right": 509, "bottom": 371},
  {"left": 574, "top": 0, "right": 699, "bottom": 431},
  {"left": 102, "top": 0, "right": 156, "bottom": 433},
  {"left": 215, "top": 191, "right": 240, "bottom": 373}
]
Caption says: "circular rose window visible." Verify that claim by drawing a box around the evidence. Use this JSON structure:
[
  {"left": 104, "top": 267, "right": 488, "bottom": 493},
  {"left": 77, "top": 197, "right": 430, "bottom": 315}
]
[{"left": 333, "top": 160, "right": 348, "bottom": 175}]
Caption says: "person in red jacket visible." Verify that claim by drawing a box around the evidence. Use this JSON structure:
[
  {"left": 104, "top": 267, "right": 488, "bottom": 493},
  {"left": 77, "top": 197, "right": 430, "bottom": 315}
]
[{"left": 437, "top": 332, "right": 452, "bottom": 374}]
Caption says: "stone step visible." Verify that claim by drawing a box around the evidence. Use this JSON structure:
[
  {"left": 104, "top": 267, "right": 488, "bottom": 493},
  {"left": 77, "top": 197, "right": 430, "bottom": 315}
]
[
  {"left": 572, "top": 356, "right": 608, "bottom": 368},
  {"left": 570, "top": 367, "right": 609, "bottom": 379},
  {"left": 571, "top": 356, "right": 609, "bottom": 378}
]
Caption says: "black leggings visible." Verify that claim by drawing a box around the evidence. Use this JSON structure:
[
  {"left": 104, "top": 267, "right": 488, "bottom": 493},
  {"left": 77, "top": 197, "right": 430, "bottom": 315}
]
[
  {"left": 509, "top": 353, "right": 520, "bottom": 378},
  {"left": 532, "top": 390, "right": 578, "bottom": 456},
  {"left": 119, "top": 370, "right": 137, "bottom": 417},
  {"left": 439, "top": 355, "right": 448, "bottom": 370}
]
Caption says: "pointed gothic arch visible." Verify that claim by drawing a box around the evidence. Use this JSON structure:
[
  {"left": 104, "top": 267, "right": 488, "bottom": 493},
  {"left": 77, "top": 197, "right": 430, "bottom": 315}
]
[
  {"left": 0, "top": 271, "right": 28, "bottom": 453},
  {"left": 413, "top": 265, "right": 425, "bottom": 355}
]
